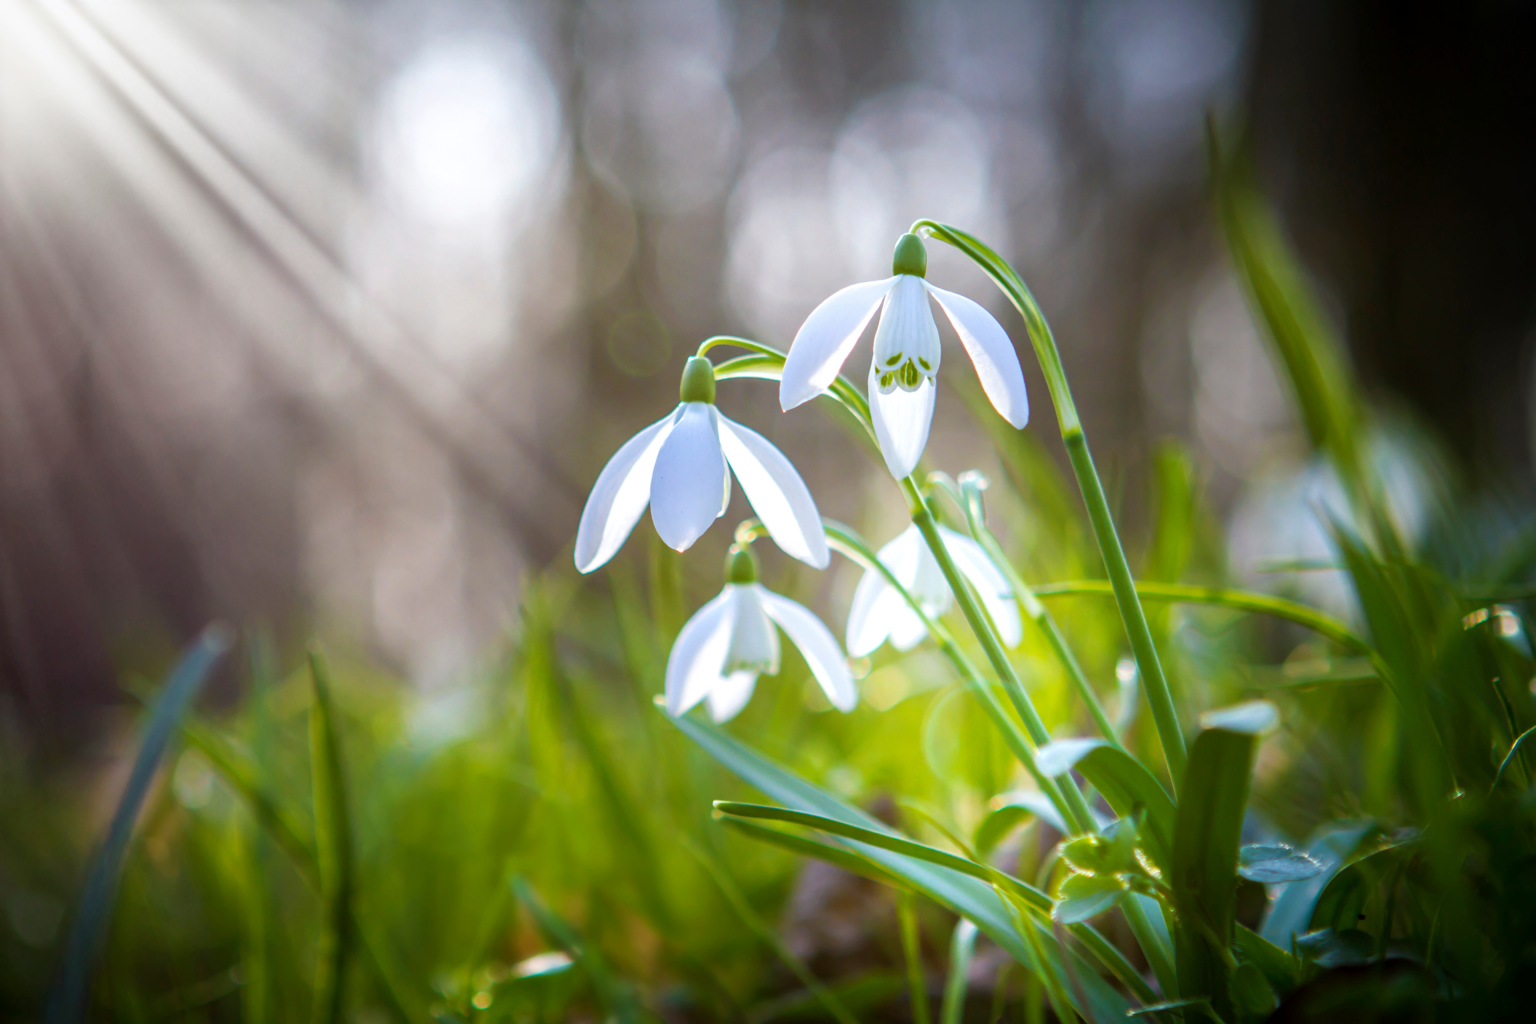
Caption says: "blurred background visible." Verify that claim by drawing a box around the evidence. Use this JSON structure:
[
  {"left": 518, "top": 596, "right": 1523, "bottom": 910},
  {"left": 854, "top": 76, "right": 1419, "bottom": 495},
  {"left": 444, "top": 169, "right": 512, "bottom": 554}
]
[{"left": 1, "top": 0, "right": 1533, "bottom": 739}]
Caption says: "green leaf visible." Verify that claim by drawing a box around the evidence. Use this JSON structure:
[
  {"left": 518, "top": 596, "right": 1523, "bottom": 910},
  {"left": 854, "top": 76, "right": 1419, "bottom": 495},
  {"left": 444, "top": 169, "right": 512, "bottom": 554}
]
[
  {"left": 308, "top": 650, "right": 355, "bottom": 1024},
  {"left": 1238, "top": 844, "right": 1325, "bottom": 884},
  {"left": 713, "top": 802, "right": 1047, "bottom": 912},
  {"left": 1230, "top": 962, "right": 1278, "bottom": 1020},
  {"left": 45, "top": 628, "right": 230, "bottom": 1024},
  {"left": 1052, "top": 873, "right": 1125, "bottom": 925},
  {"left": 1034, "top": 737, "right": 1106, "bottom": 777},
  {"left": 1072, "top": 744, "right": 1177, "bottom": 876},
  {"left": 1172, "top": 717, "right": 1266, "bottom": 1021},
  {"left": 671, "top": 714, "right": 1134, "bottom": 1021},
  {"left": 974, "top": 791, "right": 1066, "bottom": 856},
  {"left": 940, "top": 920, "right": 978, "bottom": 1024},
  {"left": 1233, "top": 925, "right": 1301, "bottom": 996},
  {"left": 1199, "top": 701, "right": 1279, "bottom": 735},
  {"left": 511, "top": 877, "right": 640, "bottom": 1024},
  {"left": 1295, "top": 928, "right": 1374, "bottom": 969},
  {"left": 1260, "top": 821, "right": 1380, "bottom": 947}
]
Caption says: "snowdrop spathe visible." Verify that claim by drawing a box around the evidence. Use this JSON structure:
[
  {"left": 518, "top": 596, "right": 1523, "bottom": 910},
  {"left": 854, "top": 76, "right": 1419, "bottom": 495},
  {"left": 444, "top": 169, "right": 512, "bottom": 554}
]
[
  {"left": 665, "top": 545, "right": 856, "bottom": 722},
  {"left": 780, "top": 233, "right": 1029, "bottom": 479},
  {"left": 845, "top": 523, "right": 1022, "bottom": 657},
  {"left": 576, "top": 356, "right": 829, "bottom": 573}
]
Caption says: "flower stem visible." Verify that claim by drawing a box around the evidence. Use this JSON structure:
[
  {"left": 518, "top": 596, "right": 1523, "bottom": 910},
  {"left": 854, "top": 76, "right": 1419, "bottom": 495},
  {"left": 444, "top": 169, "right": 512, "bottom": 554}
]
[
  {"left": 815, "top": 519, "right": 1086, "bottom": 836},
  {"left": 901, "top": 481, "right": 1098, "bottom": 835},
  {"left": 931, "top": 472, "right": 1121, "bottom": 748},
  {"left": 912, "top": 220, "right": 1188, "bottom": 788}
]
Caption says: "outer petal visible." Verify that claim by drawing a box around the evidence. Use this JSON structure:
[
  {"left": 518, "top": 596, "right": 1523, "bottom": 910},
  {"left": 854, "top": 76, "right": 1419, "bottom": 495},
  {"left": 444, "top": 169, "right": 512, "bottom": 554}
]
[
  {"left": 650, "top": 403, "right": 727, "bottom": 552},
  {"left": 942, "top": 526, "right": 1024, "bottom": 648},
  {"left": 717, "top": 415, "right": 830, "bottom": 568},
  {"left": 845, "top": 568, "right": 900, "bottom": 657},
  {"left": 574, "top": 412, "right": 676, "bottom": 572},
  {"left": 706, "top": 671, "right": 760, "bottom": 722},
  {"left": 868, "top": 365, "right": 936, "bottom": 479},
  {"left": 888, "top": 606, "right": 930, "bottom": 651},
  {"left": 926, "top": 282, "right": 1029, "bottom": 428},
  {"left": 780, "top": 277, "right": 896, "bottom": 410},
  {"left": 759, "top": 591, "right": 858, "bottom": 712},
  {"left": 664, "top": 589, "right": 735, "bottom": 716}
]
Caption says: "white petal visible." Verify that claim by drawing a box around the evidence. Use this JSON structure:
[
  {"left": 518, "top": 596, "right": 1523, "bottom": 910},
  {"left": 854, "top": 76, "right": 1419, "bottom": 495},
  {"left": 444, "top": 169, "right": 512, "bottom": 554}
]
[
  {"left": 574, "top": 412, "right": 676, "bottom": 573},
  {"left": 872, "top": 275, "right": 941, "bottom": 377},
  {"left": 724, "top": 583, "right": 781, "bottom": 674},
  {"left": 868, "top": 365, "right": 936, "bottom": 479},
  {"left": 899, "top": 530, "right": 951, "bottom": 613},
  {"left": 926, "top": 282, "right": 1029, "bottom": 428},
  {"left": 876, "top": 526, "right": 926, "bottom": 586},
  {"left": 707, "top": 671, "right": 760, "bottom": 722},
  {"left": 664, "top": 589, "right": 735, "bottom": 716},
  {"left": 759, "top": 590, "right": 857, "bottom": 712},
  {"left": 845, "top": 568, "right": 901, "bottom": 657},
  {"left": 940, "top": 526, "right": 1024, "bottom": 647},
  {"left": 888, "top": 605, "right": 931, "bottom": 652},
  {"left": 780, "top": 277, "right": 896, "bottom": 410},
  {"left": 650, "top": 402, "right": 727, "bottom": 552},
  {"left": 717, "top": 415, "right": 830, "bottom": 569}
]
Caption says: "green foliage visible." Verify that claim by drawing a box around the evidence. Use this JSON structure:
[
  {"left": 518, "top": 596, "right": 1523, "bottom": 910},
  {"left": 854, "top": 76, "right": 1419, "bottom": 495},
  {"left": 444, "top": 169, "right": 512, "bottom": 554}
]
[{"left": 11, "top": 132, "right": 1536, "bottom": 1024}]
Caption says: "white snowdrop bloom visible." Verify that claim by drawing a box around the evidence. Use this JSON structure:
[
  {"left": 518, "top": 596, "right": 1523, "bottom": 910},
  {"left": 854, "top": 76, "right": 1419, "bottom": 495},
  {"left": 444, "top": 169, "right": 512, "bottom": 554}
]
[
  {"left": 846, "top": 523, "right": 1022, "bottom": 657},
  {"left": 780, "top": 233, "right": 1029, "bottom": 479},
  {"left": 575, "top": 357, "right": 829, "bottom": 573},
  {"left": 665, "top": 546, "right": 857, "bottom": 723}
]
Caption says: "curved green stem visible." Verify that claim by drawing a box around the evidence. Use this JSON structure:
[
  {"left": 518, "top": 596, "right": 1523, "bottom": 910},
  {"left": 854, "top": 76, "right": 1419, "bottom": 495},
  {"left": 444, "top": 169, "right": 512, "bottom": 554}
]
[
  {"left": 929, "top": 473, "right": 1121, "bottom": 748},
  {"left": 1032, "top": 580, "right": 1375, "bottom": 657},
  {"left": 897, "top": 481, "right": 1099, "bottom": 836},
  {"left": 912, "top": 219, "right": 1188, "bottom": 788},
  {"left": 793, "top": 518, "right": 1087, "bottom": 836},
  {"left": 698, "top": 335, "right": 873, "bottom": 437}
]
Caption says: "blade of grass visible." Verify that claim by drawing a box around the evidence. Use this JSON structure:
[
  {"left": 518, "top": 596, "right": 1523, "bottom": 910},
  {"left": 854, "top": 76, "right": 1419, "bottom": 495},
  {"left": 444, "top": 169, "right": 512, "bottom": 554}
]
[
  {"left": 1171, "top": 709, "right": 1274, "bottom": 1021},
  {"left": 511, "top": 876, "right": 640, "bottom": 1024},
  {"left": 44, "top": 625, "right": 231, "bottom": 1024},
  {"left": 674, "top": 715, "right": 1135, "bottom": 1019},
  {"left": 307, "top": 649, "right": 353, "bottom": 1024},
  {"left": 899, "top": 892, "right": 932, "bottom": 1024},
  {"left": 940, "top": 919, "right": 978, "bottom": 1024},
  {"left": 1033, "top": 580, "right": 1378, "bottom": 660},
  {"left": 686, "top": 840, "right": 859, "bottom": 1024}
]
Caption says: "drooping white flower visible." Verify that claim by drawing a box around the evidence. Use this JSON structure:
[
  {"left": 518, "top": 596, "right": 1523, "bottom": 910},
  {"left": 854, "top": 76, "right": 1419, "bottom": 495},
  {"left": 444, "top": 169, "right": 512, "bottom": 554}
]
[
  {"left": 576, "top": 356, "right": 829, "bottom": 573},
  {"left": 665, "top": 546, "right": 856, "bottom": 722},
  {"left": 845, "top": 523, "right": 1022, "bottom": 657},
  {"left": 780, "top": 233, "right": 1029, "bottom": 479}
]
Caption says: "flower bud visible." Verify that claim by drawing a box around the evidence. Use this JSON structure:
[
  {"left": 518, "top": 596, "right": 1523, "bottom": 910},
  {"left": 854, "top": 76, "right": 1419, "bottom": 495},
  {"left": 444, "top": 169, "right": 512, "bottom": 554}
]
[
  {"left": 891, "top": 233, "right": 927, "bottom": 278},
  {"left": 725, "top": 543, "right": 759, "bottom": 584},
  {"left": 679, "top": 355, "right": 717, "bottom": 404}
]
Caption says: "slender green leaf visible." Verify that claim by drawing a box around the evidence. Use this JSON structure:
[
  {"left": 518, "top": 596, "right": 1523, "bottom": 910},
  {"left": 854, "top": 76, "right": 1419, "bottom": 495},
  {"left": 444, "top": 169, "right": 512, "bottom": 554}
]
[
  {"left": 898, "top": 892, "right": 932, "bottom": 1024},
  {"left": 44, "top": 627, "right": 231, "bottom": 1024},
  {"left": 975, "top": 791, "right": 1065, "bottom": 856},
  {"left": 940, "top": 920, "right": 978, "bottom": 1024},
  {"left": 1172, "top": 718, "right": 1267, "bottom": 1020},
  {"left": 511, "top": 876, "right": 640, "bottom": 1024},
  {"left": 673, "top": 714, "right": 1133, "bottom": 1021},
  {"left": 713, "top": 802, "right": 1048, "bottom": 912},
  {"left": 308, "top": 649, "right": 354, "bottom": 1024}
]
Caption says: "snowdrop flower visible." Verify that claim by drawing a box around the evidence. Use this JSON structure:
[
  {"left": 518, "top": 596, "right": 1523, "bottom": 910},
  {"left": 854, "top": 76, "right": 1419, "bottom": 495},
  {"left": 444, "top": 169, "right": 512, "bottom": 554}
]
[
  {"left": 780, "top": 233, "right": 1030, "bottom": 479},
  {"left": 665, "top": 545, "right": 857, "bottom": 722},
  {"left": 576, "top": 356, "right": 829, "bottom": 573},
  {"left": 846, "top": 523, "right": 1022, "bottom": 657}
]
